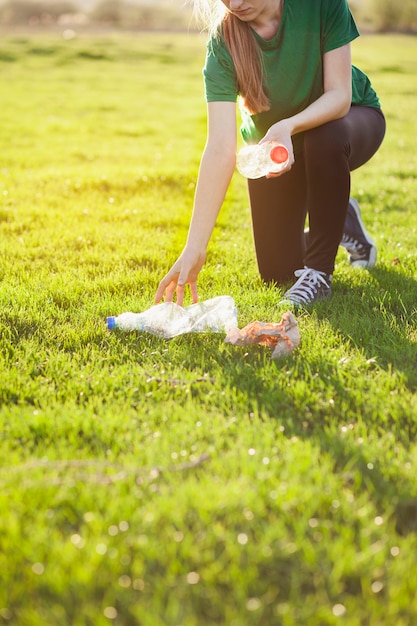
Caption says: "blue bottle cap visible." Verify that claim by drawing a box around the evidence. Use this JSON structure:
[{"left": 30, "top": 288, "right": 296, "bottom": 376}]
[{"left": 107, "top": 316, "right": 116, "bottom": 330}]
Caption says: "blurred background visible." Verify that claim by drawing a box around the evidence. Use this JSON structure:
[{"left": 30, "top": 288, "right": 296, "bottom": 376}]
[{"left": 0, "top": 0, "right": 416, "bottom": 34}]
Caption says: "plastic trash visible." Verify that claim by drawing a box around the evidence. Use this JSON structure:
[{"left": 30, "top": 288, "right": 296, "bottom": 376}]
[
  {"left": 107, "top": 295, "right": 238, "bottom": 339},
  {"left": 236, "top": 142, "right": 289, "bottom": 179},
  {"left": 225, "top": 311, "right": 300, "bottom": 359}
]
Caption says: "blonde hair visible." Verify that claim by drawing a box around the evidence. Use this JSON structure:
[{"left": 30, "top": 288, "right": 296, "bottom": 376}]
[{"left": 192, "top": 0, "right": 270, "bottom": 114}]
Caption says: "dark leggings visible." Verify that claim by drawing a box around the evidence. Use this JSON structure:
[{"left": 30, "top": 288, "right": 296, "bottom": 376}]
[{"left": 247, "top": 106, "right": 386, "bottom": 283}]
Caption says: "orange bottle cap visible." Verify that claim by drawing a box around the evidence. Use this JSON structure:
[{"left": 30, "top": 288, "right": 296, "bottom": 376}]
[{"left": 270, "top": 145, "right": 289, "bottom": 164}]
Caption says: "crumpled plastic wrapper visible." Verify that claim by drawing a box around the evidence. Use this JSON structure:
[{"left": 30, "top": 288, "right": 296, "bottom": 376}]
[{"left": 225, "top": 311, "right": 300, "bottom": 359}]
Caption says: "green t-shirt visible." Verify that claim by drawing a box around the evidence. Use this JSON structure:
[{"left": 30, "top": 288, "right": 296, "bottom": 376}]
[{"left": 203, "top": 0, "right": 381, "bottom": 151}]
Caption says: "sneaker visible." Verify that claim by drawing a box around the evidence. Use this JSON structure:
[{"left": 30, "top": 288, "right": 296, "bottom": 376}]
[
  {"left": 280, "top": 267, "right": 332, "bottom": 307},
  {"left": 340, "top": 198, "right": 376, "bottom": 268}
]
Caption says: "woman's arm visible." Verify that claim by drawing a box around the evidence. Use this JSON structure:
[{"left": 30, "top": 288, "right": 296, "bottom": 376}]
[
  {"left": 154, "top": 101, "right": 237, "bottom": 305},
  {"left": 261, "top": 44, "right": 352, "bottom": 176},
  {"left": 286, "top": 43, "right": 352, "bottom": 134}
]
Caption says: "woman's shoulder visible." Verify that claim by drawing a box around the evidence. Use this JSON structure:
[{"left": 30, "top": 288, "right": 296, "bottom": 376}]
[{"left": 206, "top": 30, "right": 234, "bottom": 66}]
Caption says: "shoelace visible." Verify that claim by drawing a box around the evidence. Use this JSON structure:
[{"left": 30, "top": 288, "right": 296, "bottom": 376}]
[
  {"left": 286, "top": 268, "right": 330, "bottom": 304},
  {"left": 341, "top": 234, "right": 368, "bottom": 257}
]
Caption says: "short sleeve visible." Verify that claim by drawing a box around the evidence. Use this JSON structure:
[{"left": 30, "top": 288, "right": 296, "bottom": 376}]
[
  {"left": 321, "top": 0, "right": 360, "bottom": 53},
  {"left": 203, "top": 37, "right": 238, "bottom": 102}
]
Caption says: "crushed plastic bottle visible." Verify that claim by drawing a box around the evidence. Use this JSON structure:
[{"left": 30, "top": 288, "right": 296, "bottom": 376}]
[
  {"left": 225, "top": 311, "right": 300, "bottom": 359},
  {"left": 236, "top": 141, "right": 289, "bottom": 179},
  {"left": 107, "top": 295, "right": 238, "bottom": 339}
]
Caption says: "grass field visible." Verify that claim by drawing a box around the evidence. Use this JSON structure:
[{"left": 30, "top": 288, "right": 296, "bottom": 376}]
[{"left": 0, "top": 30, "right": 417, "bottom": 626}]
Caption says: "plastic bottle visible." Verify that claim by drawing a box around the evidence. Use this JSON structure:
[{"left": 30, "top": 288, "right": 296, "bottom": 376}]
[
  {"left": 107, "top": 295, "right": 238, "bottom": 339},
  {"left": 236, "top": 141, "right": 289, "bottom": 179}
]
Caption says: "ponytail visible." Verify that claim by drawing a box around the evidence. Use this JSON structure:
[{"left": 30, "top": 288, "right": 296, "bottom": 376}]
[
  {"left": 221, "top": 12, "right": 270, "bottom": 114},
  {"left": 192, "top": 0, "right": 270, "bottom": 114}
]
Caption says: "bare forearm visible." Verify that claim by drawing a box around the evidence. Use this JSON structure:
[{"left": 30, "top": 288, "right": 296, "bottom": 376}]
[
  {"left": 282, "top": 45, "right": 352, "bottom": 137},
  {"left": 286, "top": 89, "right": 351, "bottom": 136},
  {"left": 185, "top": 142, "right": 236, "bottom": 250}
]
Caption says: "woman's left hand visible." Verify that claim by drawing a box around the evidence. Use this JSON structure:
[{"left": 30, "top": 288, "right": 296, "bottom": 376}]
[{"left": 259, "top": 120, "right": 295, "bottom": 178}]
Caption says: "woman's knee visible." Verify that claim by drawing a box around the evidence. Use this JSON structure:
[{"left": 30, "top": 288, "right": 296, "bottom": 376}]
[{"left": 304, "top": 118, "right": 350, "bottom": 160}]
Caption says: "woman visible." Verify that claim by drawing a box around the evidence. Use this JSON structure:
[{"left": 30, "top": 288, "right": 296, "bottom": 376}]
[{"left": 155, "top": 0, "right": 386, "bottom": 307}]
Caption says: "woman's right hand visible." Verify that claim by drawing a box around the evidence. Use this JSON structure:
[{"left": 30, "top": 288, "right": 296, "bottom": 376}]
[
  {"left": 154, "top": 103, "right": 237, "bottom": 306},
  {"left": 154, "top": 247, "right": 207, "bottom": 306}
]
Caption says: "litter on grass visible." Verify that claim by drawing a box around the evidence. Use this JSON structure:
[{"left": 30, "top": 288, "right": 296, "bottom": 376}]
[
  {"left": 107, "top": 296, "right": 238, "bottom": 338},
  {"left": 107, "top": 297, "right": 300, "bottom": 358},
  {"left": 225, "top": 311, "right": 300, "bottom": 359}
]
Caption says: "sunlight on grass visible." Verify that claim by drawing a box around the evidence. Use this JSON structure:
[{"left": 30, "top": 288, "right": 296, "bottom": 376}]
[{"left": 0, "top": 31, "right": 417, "bottom": 626}]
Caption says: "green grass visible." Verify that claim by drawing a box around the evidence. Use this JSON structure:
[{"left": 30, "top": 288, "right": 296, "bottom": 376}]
[{"left": 0, "top": 31, "right": 417, "bottom": 626}]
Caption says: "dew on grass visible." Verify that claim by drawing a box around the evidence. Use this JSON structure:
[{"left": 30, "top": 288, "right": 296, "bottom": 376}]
[
  {"left": 243, "top": 508, "right": 254, "bottom": 520},
  {"left": 96, "top": 543, "right": 107, "bottom": 555},
  {"left": 308, "top": 518, "right": 319, "bottom": 528},
  {"left": 248, "top": 448, "right": 256, "bottom": 456},
  {"left": 32, "top": 562, "right": 45, "bottom": 575},
  {"left": 283, "top": 542, "right": 297, "bottom": 554},
  {"left": 173, "top": 531, "right": 184, "bottom": 542},
  {"left": 137, "top": 534, "right": 149, "bottom": 546},
  {"left": 390, "top": 546, "right": 400, "bottom": 557},
  {"left": 133, "top": 578, "right": 145, "bottom": 591},
  {"left": 276, "top": 603, "right": 289, "bottom": 616},
  {"left": 374, "top": 516, "right": 384, "bottom": 526},
  {"left": 367, "top": 463, "right": 374, "bottom": 470},
  {"left": 119, "top": 575, "right": 132, "bottom": 588},
  {"left": 237, "top": 533, "right": 248, "bottom": 545},
  {"left": 186, "top": 571, "right": 200, "bottom": 585},
  {"left": 371, "top": 581, "right": 384, "bottom": 594},
  {"left": 119, "top": 521, "right": 129, "bottom": 532},
  {"left": 71, "top": 533, "right": 85, "bottom": 548},
  {"left": 103, "top": 606, "right": 117, "bottom": 619},
  {"left": 332, "top": 603, "right": 347, "bottom": 617},
  {"left": 108, "top": 525, "right": 119, "bottom": 536},
  {"left": 246, "top": 598, "right": 261, "bottom": 611}
]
